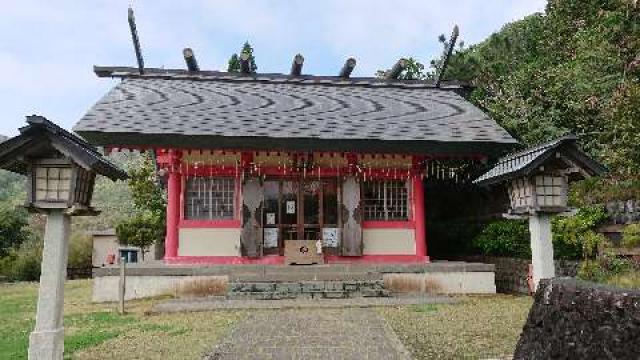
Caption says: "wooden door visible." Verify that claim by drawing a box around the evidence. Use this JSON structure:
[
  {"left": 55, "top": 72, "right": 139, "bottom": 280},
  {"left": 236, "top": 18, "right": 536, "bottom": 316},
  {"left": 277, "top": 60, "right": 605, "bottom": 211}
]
[
  {"left": 241, "top": 178, "right": 263, "bottom": 257},
  {"left": 341, "top": 176, "right": 363, "bottom": 256}
]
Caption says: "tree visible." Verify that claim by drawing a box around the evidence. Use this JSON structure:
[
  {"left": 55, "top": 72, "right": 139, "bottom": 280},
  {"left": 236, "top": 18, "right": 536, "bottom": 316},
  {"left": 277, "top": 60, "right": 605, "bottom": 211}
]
[
  {"left": 432, "top": 1, "right": 640, "bottom": 181},
  {"left": 227, "top": 41, "right": 258, "bottom": 73},
  {"left": 0, "top": 204, "right": 30, "bottom": 257},
  {"left": 375, "top": 57, "right": 426, "bottom": 80},
  {"left": 115, "top": 152, "right": 165, "bottom": 259}
]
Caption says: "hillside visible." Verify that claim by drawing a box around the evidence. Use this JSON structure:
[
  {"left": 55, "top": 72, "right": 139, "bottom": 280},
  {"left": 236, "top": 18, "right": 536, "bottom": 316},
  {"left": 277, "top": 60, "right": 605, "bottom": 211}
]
[{"left": 442, "top": 0, "right": 640, "bottom": 178}]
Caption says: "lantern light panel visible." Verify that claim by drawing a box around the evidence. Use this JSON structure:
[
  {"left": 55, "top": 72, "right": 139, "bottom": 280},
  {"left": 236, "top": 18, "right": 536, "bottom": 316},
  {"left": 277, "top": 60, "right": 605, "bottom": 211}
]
[{"left": 508, "top": 175, "right": 568, "bottom": 214}]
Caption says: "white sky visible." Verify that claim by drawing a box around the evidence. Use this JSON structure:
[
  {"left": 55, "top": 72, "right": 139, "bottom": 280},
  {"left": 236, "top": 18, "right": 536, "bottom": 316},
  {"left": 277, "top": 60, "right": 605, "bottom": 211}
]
[{"left": 0, "top": 0, "right": 546, "bottom": 135}]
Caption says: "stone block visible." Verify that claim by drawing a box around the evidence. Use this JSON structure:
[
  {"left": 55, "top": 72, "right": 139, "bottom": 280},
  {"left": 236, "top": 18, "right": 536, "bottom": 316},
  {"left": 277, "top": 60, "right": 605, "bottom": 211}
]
[{"left": 515, "top": 278, "right": 640, "bottom": 359}]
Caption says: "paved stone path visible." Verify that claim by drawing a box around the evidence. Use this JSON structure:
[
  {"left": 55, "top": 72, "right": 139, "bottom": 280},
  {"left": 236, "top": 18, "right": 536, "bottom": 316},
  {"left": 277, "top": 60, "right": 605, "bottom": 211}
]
[{"left": 203, "top": 308, "right": 413, "bottom": 360}]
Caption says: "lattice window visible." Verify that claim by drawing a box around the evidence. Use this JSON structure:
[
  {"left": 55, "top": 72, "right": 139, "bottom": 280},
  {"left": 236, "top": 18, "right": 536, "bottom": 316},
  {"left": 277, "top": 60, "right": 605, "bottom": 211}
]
[
  {"left": 534, "top": 175, "right": 566, "bottom": 207},
  {"left": 34, "top": 166, "right": 72, "bottom": 202},
  {"left": 184, "top": 177, "right": 235, "bottom": 220},
  {"left": 362, "top": 180, "right": 409, "bottom": 221}
]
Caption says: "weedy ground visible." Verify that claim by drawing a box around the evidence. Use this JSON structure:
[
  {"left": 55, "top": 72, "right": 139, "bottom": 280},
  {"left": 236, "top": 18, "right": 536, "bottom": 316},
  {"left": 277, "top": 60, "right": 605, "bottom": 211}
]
[{"left": 0, "top": 280, "right": 533, "bottom": 359}]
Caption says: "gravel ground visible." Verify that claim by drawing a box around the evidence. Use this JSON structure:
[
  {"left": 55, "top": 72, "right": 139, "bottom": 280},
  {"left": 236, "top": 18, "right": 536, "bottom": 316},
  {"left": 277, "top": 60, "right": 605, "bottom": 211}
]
[{"left": 380, "top": 295, "right": 533, "bottom": 360}]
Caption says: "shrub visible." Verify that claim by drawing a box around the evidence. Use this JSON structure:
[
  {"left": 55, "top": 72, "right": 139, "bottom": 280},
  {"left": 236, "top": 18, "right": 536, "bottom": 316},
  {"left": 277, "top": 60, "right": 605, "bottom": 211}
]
[
  {"left": 622, "top": 224, "right": 640, "bottom": 248},
  {"left": 577, "top": 260, "right": 607, "bottom": 282},
  {"left": 552, "top": 206, "right": 609, "bottom": 260},
  {"left": 2, "top": 235, "right": 43, "bottom": 281},
  {"left": 0, "top": 204, "right": 30, "bottom": 257},
  {"left": 68, "top": 232, "right": 93, "bottom": 269},
  {"left": 473, "top": 219, "right": 531, "bottom": 258}
]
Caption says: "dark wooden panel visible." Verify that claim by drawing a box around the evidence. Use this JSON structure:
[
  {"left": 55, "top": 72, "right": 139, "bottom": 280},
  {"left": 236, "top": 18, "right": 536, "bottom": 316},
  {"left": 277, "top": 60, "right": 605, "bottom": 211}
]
[
  {"left": 341, "top": 176, "right": 363, "bottom": 256},
  {"left": 241, "top": 178, "right": 263, "bottom": 257}
]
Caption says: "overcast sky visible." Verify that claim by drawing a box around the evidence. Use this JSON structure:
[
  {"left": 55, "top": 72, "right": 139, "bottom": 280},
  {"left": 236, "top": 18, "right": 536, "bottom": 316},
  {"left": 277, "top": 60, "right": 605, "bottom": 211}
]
[{"left": 0, "top": 0, "right": 546, "bottom": 136}]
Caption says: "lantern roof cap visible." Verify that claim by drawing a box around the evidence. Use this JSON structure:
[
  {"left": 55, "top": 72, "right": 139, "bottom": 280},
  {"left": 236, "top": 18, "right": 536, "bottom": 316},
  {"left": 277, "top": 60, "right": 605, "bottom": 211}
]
[
  {"left": 0, "top": 115, "right": 127, "bottom": 181},
  {"left": 473, "top": 134, "right": 606, "bottom": 186}
]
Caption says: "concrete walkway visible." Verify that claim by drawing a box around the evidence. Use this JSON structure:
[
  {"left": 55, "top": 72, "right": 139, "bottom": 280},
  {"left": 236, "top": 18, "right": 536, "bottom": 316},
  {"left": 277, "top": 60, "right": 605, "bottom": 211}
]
[{"left": 203, "top": 307, "right": 413, "bottom": 360}]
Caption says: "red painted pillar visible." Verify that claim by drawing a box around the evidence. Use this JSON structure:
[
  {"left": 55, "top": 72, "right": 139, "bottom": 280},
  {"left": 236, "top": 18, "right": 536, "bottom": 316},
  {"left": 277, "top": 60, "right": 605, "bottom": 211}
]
[
  {"left": 165, "top": 150, "right": 182, "bottom": 259},
  {"left": 413, "top": 175, "right": 427, "bottom": 260}
]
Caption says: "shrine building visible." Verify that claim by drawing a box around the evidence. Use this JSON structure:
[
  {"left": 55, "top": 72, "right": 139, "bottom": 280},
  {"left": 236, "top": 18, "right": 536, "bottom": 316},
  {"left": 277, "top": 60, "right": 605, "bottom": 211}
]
[{"left": 73, "top": 62, "right": 517, "bottom": 265}]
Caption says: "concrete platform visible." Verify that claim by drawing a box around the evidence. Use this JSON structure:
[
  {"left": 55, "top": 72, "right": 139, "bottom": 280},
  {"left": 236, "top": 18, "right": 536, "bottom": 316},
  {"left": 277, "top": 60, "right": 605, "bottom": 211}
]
[{"left": 92, "top": 261, "right": 496, "bottom": 302}]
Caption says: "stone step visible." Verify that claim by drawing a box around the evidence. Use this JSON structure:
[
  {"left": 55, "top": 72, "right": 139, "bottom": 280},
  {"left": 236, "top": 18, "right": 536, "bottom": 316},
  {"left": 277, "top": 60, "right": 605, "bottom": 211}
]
[
  {"left": 229, "top": 272, "right": 383, "bottom": 282},
  {"left": 228, "top": 280, "right": 389, "bottom": 300}
]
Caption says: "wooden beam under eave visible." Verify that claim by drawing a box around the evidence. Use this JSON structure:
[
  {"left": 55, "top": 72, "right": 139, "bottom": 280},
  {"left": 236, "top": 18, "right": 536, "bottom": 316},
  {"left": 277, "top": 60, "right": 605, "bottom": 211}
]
[
  {"left": 290, "top": 54, "right": 304, "bottom": 76},
  {"left": 339, "top": 58, "right": 356, "bottom": 78},
  {"left": 385, "top": 58, "right": 407, "bottom": 80},
  {"left": 183, "top": 48, "right": 200, "bottom": 72}
]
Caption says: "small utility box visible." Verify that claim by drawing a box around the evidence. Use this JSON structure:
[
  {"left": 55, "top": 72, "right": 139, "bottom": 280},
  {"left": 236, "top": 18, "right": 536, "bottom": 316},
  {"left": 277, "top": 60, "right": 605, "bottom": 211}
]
[
  {"left": 474, "top": 135, "right": 606, "bottom": 290},
  {"left": 0, "top": 115, "right": 127, "bottom": 360}
]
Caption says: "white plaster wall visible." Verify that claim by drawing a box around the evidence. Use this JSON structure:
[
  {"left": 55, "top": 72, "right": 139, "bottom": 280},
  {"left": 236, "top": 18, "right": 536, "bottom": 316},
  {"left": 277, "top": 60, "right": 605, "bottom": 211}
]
[
  {"left": 362, "top": 229, "right": 416, "bottom": 255},
  {"left": 92, "top": 235, "right": 160, "bottom": 266},
  {"left": 383, "top": 272, "right": 496, "bottom": 294},
  {"left": 178, "top": 228, "right": 241, "bottom": 256},
  {"left": 92, "top": 275, "right": 228, "bottom": 302},
  {"left": 92, "top": 235, "right": 119, "bottom": 267}
]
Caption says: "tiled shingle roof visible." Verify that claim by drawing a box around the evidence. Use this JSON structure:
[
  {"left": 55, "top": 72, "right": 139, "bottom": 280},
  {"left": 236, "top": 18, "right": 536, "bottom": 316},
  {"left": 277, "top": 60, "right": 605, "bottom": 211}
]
[
  {"left": 73, "top": 67, "right": 517, "bottom": 154},
  {"left": 0, "top": 116, "right": 127, "bottom": 181},
  {"left": 473, "top": 135, "right": 606, "bottom": 185}
]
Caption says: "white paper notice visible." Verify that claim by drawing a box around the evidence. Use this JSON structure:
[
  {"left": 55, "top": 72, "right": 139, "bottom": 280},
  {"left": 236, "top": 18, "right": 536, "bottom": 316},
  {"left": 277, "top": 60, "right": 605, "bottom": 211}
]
[
  {"left": 264, "top": 228, "right": 278, "bottom": 248},
  {"left": 266, "top": 213, "right": 276, "bottom": 225},
  {"left": 286, "top": 200, "right": 296, "bottom": 214},
  {"left": 322, "top": 228, "right": 339, "bottom": 247}
]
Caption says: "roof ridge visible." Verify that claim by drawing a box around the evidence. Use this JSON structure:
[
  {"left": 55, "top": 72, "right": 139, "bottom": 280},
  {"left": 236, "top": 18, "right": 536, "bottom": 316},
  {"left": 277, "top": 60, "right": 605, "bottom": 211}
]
[
  {"left": 94, "top": 66, "right": 468, "bottom": 90},
  {"left": 497, "top": 134, "right": 577, "bottom": 163}
]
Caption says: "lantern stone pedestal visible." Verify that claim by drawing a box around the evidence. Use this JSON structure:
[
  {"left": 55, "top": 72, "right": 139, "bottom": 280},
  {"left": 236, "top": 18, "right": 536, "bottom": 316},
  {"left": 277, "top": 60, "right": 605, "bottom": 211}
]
[
  {"left": 0, "top": 116, "right": 127, "bottom": 360},
  {"left": 529, "top": 213, "right": 555, "bottom": 290},
  {"left": 28, "top": 210, "right": 71, "bottom": 360}
]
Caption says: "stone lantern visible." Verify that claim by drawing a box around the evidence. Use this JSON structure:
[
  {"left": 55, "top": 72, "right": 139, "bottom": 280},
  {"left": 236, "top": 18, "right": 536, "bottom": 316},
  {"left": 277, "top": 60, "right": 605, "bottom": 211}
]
[
  {"left": 0, "top": 116, "right": 127, "bottom": 360},
  {"left": 474, "top": 135, "right": 606, "bottom": 290}
]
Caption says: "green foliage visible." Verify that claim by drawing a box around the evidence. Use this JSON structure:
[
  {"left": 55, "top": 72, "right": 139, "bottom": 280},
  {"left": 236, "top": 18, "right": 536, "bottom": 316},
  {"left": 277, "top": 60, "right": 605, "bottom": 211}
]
[
  {"left": 577, "top": 251, "right": 635, "bottom": 283},
  {"left": 68, "top": 232, "right": 93, "bottom": 269},
  {"left": 436, "top": 0, "right": 640, "bottom": 179},
  {"left": 376, "top": 57, "right": 426, "bottom": 80},
  {"left": 0, "top": 235, "right": 43, "bottom": 281},
  {"left": 0, "top": 170, "right": 25, "bottom": 205},
  {"left": 473, "top": 219, "right": 531, "bottom": 258},
  {"left": 116, "top": 212, "right": 164, "bottom": 257},
  {"left": 552, "top": 206, "right": 609, "bottom": 259},
  {"left": 127, "top": 153, "right": 165, "bottom": 215},
  {"left": 0, "top": 204, "right": 30, "bottom": 258},
  {"left": 569, "top": 177, "right": 640, "bottom": 205},
  {"left": 399, "top": 58, "right": 426, "bottom": 80},
  {"left": 227, "top": 42, "right": 258, "bottom": 73},
  {"left": 622, "top": 223, "right": 640, "bottom": 248},
  {"left": 115, "top": 152, "right": 165, "bottom": 254}
]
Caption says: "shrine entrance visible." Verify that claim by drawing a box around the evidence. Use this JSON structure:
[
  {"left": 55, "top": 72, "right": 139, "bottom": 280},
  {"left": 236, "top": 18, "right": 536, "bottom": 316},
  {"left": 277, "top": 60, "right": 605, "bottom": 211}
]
[{"left": 262, "top": 179, "right": 340, "bottom": 256}]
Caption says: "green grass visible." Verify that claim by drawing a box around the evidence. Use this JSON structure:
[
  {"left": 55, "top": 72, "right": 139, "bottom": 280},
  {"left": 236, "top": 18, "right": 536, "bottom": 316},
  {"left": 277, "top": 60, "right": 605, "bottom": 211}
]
[
  {"left": 0, "top": 280, "right": 240, "bottom": 360},
  {"left": 381, "top": 295, "right": 533, "bottom": 360},
  {"left": 605, "top": 270, "right": 640, "bottom": 289}
]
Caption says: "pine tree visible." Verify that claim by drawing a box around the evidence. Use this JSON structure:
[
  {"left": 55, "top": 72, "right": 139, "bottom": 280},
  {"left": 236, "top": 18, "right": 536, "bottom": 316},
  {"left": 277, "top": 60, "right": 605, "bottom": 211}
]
[{"left": 227, "top": 41, "right": 258, "bottom": 73}]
